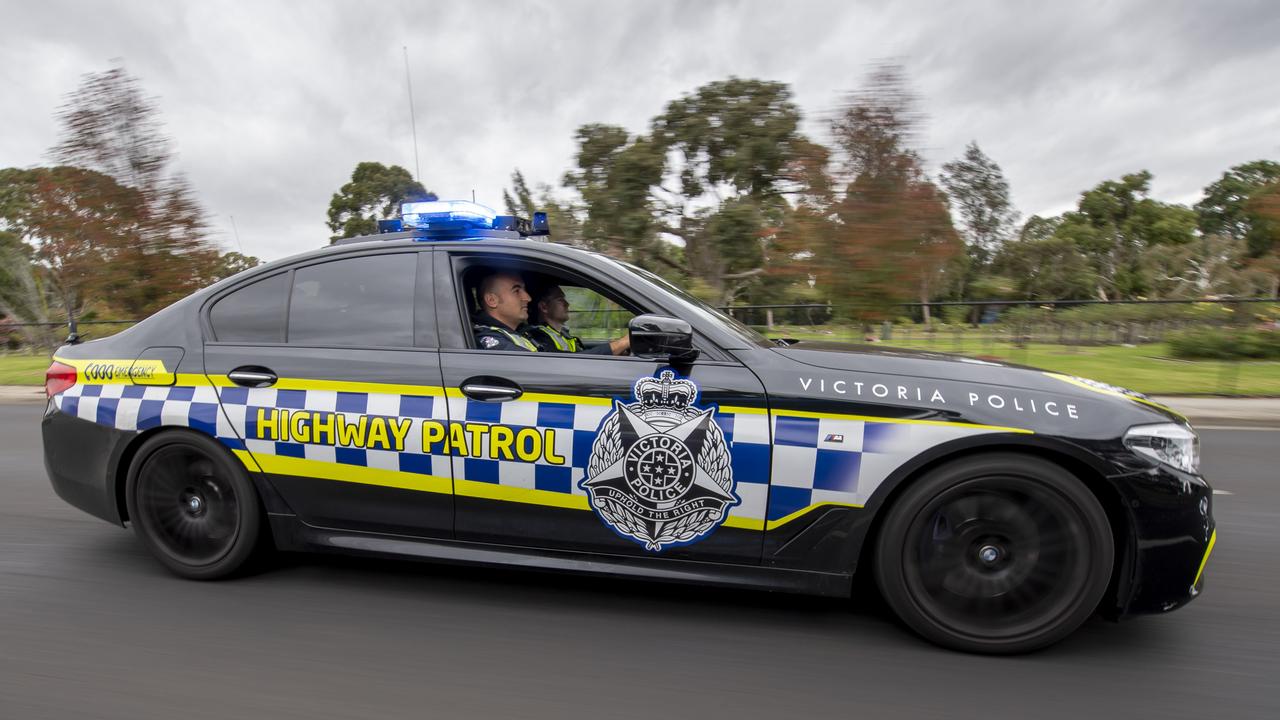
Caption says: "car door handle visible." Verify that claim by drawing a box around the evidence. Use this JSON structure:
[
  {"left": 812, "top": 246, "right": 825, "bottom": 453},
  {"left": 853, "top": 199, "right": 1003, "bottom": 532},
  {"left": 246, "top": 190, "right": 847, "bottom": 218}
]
[
  {"left": 228, "top": 367, "right": 277, "bottom": 388},
  {"left": 461, "top": 381, "right": 522, "bottom": 402}
]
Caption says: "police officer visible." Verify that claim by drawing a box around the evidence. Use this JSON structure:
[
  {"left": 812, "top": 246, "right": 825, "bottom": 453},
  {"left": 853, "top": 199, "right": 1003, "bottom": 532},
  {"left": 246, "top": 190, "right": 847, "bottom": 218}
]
[
  {"left": 473, "top": 271, "right": 540, "bottom": 351},
  {"left": 529, "top": 284, "right": 630, "bottom": 356}
]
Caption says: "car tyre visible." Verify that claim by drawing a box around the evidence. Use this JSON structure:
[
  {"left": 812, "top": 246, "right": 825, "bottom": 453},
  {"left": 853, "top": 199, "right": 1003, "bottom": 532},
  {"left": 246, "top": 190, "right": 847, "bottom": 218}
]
[
  {"left": 874, "top": 453, "right": 1113, "bottom": 654},
  {"left": 125, "top": 430, "right": 263, "bottom": 580}
]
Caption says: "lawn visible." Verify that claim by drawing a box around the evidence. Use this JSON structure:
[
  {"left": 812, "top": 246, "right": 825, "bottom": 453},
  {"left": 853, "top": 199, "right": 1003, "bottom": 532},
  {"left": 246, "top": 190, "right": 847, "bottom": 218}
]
[
  {"left": 765, "top": 326, "right": 1280, "bottom": 396},
  {"left": 3, "top": 336, "right": 1278, "bottom": 396}
]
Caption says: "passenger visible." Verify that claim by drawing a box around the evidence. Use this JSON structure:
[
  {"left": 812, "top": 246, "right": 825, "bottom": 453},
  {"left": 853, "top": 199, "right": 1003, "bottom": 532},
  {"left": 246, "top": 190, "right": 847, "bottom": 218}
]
[
  {"left": 473, "top": 271, "right": 540, "bottom": 351},
  {"left": 528, "top": 284, "right": 630, "bottom": 356}
]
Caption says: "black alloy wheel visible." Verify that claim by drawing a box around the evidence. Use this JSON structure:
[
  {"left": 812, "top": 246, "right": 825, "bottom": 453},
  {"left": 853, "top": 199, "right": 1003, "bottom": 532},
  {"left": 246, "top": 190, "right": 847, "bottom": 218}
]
[
  {"left": 874, "top": 453, "right": 1113, "bottom": 654},
  {"left": 126, "top": 431, "right": 264, "bottom": 580}
]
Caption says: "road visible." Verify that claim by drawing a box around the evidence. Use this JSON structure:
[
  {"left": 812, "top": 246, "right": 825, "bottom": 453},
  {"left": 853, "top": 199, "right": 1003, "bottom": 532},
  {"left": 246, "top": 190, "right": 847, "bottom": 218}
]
[{"left": 1, "top": 403, "right": 1276, "bottom": 719}]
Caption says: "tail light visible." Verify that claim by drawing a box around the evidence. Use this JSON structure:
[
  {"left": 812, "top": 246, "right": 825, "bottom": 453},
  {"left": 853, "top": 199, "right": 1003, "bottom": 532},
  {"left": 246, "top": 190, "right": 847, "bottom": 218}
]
[{"left": 45, "top": 361, "right": 77, "bottom": 398}]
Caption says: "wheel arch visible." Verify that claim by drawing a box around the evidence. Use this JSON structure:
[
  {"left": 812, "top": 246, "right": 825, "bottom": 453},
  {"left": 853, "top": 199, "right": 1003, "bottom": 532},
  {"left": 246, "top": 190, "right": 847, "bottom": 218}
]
[
  {"left": 852, "top": 434, "right": 1135, "bottom": 614},
  {"left": 112, "top": 425, "right": 253, "bottom": 523}
]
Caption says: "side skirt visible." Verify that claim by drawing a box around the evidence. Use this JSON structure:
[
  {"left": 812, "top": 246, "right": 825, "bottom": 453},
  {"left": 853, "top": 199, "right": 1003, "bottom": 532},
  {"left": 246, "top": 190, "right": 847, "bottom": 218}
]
[{"left": 269, "top": 516, "right": 852, "bottom": 598}]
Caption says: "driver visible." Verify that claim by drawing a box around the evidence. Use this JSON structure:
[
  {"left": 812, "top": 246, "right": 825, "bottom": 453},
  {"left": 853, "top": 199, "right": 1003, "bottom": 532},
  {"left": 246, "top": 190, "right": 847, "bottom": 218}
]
[
  {"left": 528, "top": 284, "right": 630, "bottom": 356},
  {"left": 473, "top": 271, "right": 540, "bottom": 351}
]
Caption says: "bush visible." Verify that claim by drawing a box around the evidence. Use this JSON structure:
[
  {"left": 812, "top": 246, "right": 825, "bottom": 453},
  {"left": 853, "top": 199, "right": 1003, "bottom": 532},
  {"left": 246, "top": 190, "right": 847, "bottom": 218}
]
[{"left": 1167, "top": 328, "right": 1280, "bottom": 359}]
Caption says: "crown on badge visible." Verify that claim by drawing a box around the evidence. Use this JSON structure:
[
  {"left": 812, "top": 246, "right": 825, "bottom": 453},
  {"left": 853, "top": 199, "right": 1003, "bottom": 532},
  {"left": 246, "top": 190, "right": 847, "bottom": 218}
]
[{"left": 634, "top": 370, "right": 696, "bottom": 411}]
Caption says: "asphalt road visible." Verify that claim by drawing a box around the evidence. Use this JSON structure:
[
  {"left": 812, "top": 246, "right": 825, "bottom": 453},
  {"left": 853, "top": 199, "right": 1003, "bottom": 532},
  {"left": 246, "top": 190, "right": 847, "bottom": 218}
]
[{"left": 2, "top": 403, "right": 1276, "bottom": 720}]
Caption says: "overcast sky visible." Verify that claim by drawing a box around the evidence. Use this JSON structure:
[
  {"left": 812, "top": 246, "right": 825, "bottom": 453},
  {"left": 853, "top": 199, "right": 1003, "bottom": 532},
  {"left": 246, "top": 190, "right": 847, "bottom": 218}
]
[{"left": 2, "top": 0, "right": 1278, "bottom": 261}]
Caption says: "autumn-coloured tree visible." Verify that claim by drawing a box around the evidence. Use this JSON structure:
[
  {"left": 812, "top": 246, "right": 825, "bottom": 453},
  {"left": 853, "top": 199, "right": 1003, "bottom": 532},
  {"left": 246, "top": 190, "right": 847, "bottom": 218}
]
[
  {"left": 46, "top": 65, "right": 221, "bottom": 316},
  {"left": 793, "top": 63, "right": 961, "bottom": 323}
]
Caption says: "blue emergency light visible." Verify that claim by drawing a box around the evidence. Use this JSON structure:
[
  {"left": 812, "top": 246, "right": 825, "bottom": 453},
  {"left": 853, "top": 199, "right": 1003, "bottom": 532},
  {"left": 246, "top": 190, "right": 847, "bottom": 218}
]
[
  {"left": 370, "top": 199, "right": 551, "bottom": 241},
  {"left": 401, "top": 200, "right": 498, "bottom": 231}
]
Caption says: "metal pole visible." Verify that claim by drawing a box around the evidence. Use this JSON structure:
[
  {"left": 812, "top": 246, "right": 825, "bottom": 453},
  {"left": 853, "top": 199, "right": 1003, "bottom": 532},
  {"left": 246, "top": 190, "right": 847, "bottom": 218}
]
[{"left": 403, "top": 46, "right": 422, "bottom": 182}]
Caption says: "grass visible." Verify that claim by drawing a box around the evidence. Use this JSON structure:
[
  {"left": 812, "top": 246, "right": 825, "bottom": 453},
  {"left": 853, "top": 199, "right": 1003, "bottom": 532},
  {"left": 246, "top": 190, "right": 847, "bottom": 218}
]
[
  {"left": 766, "top": 326, "right": 1280, "bottom": 396},
  {"left": 4, "top": 330, "right": 1278, "bottom": 395},
  {"left": 0, "top": 353, "right": 54, "bottom": 386}
]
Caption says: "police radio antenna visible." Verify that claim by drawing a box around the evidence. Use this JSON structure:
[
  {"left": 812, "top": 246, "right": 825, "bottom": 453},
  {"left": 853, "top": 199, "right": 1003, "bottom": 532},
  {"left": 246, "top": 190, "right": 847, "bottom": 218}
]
[
  {"left": 229, "top": 215, "right": 244, "bottom": 254},
  {"left": 403, "top": 46, "right": 422, "bottom": 182}
]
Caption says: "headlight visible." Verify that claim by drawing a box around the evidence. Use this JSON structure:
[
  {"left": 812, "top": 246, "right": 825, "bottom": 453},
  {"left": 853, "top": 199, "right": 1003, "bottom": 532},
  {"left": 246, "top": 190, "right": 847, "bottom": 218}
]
[{"left": 1123, "top": 423, "right": 1200, "bottom": 474}]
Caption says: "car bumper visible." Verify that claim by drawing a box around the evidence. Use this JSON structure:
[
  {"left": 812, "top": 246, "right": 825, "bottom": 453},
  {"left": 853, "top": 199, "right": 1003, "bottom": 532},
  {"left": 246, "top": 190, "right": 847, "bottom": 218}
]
[
  {"left": 1113, "top": 464, "right": 1216, "bottom": 617},
  {"left": 42, "top": 401, "right": 132, "bottom": 526}
]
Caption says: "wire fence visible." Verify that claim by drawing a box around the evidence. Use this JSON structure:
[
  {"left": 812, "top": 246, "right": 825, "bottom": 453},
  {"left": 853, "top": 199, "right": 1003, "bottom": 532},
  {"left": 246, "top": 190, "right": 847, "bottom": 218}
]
[{"left": 4, "top": 298, "right": 1279, "bottom": 394}]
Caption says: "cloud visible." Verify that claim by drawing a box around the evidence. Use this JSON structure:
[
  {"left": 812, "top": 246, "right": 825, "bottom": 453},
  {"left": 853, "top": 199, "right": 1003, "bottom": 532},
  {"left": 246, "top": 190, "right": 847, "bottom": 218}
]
[{"left": 2, "top": 0, "right": 1277, "bottom": 261}]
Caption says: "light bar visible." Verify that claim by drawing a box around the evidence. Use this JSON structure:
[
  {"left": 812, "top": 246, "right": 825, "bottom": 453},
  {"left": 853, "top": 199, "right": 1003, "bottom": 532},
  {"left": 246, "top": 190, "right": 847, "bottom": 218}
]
[{"left": 401, "top": 200, "right": 499, "bottom": 230}]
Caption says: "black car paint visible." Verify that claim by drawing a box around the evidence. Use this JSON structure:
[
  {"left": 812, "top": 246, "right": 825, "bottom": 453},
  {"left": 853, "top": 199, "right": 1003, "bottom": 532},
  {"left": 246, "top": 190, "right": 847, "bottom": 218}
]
[{"left": 40, "top": 234, "right": 1214, "bottom": 617}]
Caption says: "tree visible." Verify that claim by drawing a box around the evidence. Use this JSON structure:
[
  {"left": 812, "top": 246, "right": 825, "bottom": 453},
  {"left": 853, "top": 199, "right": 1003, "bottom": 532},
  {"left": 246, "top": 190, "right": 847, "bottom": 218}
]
[
  {"left": 47, "top": 65, "right": 220, "bottom": 316},
  {"left": 210, "top": 251, "right": 261, "bottom": 282},
  {"left": 796, "top": 63, "right": 961, "bottom": 323},
  {"left": 1036, "top": 171, "right": 1196, "bottom": 299},
  {"left": 562, "top": 124, "right": 667, "bottom": 263},
  {"left": 504, "top": 169, "right": 586, "bottom": 248},
  {"left": 327, "top": 162, "right": 434, "bottom": 241},
  {"left": 1196, "top": 160, "right": 1280, "bottom": 257},
  {"left": 648, "top": 78, "right": 808, "bottom": 303},
  {"left": 996, "top": 232, "right": 1097, "bottom": 300},
  {"left": 939, "top": 142, "right": 1019, "bottom": 269}
]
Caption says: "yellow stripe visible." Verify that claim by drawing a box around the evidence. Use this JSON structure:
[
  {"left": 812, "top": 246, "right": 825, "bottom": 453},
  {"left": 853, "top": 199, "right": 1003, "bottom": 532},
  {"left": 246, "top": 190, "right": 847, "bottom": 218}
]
[
  {"left": 1193, "top": 529, "right": 1217, "bottom": 587},
  {"left": 772, "top": 407, "right": 1033, "bottom": 434},
  {"left": 764, "top": 501, "right": 864, "bottom": 530},
  {"left": 454, "top": 478, "right": 592, "bottom": 511},
  {"left": 232, "top": 449, "right": 264, "bottom": 473},
  {"left": 718, "top": 405, "right": 769, "bottom": 416},
  {"left": 1044, "top": 372, "right": 1188, "bottom": 422},
  {"left": 246, "top": 452, "right": 452, "bottom": 494}
]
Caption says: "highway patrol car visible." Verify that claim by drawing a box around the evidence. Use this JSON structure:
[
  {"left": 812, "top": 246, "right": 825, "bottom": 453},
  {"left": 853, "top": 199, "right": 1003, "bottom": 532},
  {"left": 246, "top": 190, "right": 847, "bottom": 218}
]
[{"left": 41, "top": 200, "right": 1215, "bottom": 653}]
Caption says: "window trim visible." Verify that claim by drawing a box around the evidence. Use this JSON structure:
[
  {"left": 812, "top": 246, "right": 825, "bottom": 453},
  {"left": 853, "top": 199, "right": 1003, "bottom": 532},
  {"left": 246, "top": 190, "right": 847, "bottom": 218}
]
[{"left": 201, "top": 247, "right": 437, "bottom": 350}]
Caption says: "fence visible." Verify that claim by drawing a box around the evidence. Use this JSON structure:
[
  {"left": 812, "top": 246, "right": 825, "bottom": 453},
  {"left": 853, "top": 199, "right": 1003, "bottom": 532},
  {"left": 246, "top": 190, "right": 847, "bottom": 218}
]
[
  {"left": 4, "top": 299, "right": 1277, "bottom": 394},
  {"left": 719, "top": 298, "right": 1280, "bottom": 395}
]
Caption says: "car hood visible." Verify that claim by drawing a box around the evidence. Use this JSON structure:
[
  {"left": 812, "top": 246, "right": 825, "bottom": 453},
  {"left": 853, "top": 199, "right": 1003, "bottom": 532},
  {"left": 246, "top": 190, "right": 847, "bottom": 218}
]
[{"left": 770, "top": 340, "right": 1183, "bottom": 420}]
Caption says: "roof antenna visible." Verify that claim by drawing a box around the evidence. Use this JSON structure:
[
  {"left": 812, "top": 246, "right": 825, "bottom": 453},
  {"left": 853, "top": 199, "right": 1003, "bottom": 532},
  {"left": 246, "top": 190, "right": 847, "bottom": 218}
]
[
  {"left": 229, "top": 215, "right": 244, "bottom": 254},
  {"left": 404, "top": 46, "right": 422, "bottom": 182}
]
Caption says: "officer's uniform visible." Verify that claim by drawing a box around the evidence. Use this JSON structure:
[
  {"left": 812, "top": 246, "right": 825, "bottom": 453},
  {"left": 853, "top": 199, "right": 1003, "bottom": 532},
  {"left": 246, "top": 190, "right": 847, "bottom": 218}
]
[
  {"left": 529, "top": 324, "right": 614, "bottom": 355},
  {"left": 473, "top": 312, "right": 539, "bottom": 352}
]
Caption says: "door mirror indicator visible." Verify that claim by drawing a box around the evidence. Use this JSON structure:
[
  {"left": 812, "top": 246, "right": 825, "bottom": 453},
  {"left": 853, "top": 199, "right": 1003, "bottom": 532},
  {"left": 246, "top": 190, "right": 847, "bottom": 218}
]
[{"left": 628, "top": 314, "right": 698, "bottom": 362}]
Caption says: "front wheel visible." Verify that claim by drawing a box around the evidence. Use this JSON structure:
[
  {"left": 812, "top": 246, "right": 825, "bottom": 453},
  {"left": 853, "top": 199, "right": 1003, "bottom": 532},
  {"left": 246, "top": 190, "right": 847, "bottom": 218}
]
[
  {"left": 125, "top": 431, "right": 263, "bottom": 580},
  {"left": 874, "top": 453, "right": 1113, "bottom": 654}
]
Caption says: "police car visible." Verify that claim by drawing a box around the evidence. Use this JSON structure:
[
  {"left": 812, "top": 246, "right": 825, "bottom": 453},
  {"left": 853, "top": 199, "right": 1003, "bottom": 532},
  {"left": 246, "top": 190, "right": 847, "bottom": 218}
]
[{"left": 41, "top": 200, "right": 1215, "bottom": 653}]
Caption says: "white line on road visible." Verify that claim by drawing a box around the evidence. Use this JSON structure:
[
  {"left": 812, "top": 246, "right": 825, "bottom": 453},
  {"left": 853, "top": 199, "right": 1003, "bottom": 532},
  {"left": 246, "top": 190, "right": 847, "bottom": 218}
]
[{"left": 1195, "top": 425, "right": 1280, "bottom": 431}]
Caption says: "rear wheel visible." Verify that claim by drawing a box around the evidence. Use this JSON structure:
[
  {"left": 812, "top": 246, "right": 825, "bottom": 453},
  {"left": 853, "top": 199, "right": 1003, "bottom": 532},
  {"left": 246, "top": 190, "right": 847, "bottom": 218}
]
[
  {"left": 874, "top": 453, "right": 1113, "bottom": 654},
  {"left": 125, "top": 431, "right": 263, "bottom": 580}
]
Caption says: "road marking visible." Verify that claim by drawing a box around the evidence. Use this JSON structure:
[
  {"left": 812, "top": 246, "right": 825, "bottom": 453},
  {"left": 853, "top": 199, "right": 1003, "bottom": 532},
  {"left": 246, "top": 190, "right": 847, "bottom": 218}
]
[{"left": 1195, "top": 425, "right": 1280, "bottom": 431}]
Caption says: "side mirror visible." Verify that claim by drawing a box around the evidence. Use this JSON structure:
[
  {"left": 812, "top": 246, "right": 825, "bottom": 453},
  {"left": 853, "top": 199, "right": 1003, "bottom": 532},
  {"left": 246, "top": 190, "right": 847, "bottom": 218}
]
[{"left": 629, "top": 314, "right": 699, "bottom": 362}]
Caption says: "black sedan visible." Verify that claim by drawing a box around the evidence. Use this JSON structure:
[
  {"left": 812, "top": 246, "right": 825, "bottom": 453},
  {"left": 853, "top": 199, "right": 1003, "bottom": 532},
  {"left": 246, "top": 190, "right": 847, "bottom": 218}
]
[{"left": 41, "top": 202, "right": 1215, "bottom": 654}]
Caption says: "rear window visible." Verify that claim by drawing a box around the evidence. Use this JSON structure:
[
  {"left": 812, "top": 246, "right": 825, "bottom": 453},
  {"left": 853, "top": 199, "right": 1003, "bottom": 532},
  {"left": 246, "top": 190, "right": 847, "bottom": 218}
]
[
  {"left": 288, "top": 254, "right": 415, "bottom": 347},
  {"left": 209, "top": 272, "right": 288, "bottom": 343}
]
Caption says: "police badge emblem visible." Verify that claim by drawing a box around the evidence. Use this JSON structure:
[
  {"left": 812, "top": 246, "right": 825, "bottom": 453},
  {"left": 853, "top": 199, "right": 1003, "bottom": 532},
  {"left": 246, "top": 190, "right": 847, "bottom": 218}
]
[{"left": 582, "top": 370, "right": 737, "bottom": 551}]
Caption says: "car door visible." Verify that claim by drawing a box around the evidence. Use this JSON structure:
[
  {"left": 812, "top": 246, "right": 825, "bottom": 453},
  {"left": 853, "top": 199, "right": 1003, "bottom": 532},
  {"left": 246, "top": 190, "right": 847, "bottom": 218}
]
[
  {"left": 434, "top": 247, "right": 771, "bottom": 564},
  {"left": 203, "top": 248, "right": 453, "bottom": 538}
]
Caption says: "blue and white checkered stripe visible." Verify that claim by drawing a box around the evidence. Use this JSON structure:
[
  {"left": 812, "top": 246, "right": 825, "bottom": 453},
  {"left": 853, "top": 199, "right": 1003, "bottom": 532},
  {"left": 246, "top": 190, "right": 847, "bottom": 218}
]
[
  {"left": 441, "top": 396, "right": 773, "bottom": 523},
  {"left": 216, "top": 385, "right": 454, "bottom": 479},
  {"left": 53, "top": 382, "right": 227, "bottom": 438},
  {"left": 767, "top": 414, "right": 997, "bottom": 523},
  {"left": 54, "top": 380, "right": 1002, "bottom": 530}
]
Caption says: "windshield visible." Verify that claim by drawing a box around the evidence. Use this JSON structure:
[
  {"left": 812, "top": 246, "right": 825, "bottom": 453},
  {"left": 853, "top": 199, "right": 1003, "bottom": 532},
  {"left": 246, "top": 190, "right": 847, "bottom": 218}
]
[{"left": 598, "top": 256, "right": 772, "bottom": 347}]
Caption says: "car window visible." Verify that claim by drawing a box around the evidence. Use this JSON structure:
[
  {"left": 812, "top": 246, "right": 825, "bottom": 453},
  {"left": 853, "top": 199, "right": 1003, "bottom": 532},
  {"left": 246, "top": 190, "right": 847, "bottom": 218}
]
[
  {"left": 209, "top": 272, "right": 289, "bottom": 343},
  {"left": 561, "top": 286, "right": 633, "bottom": 341},
  {"left": 289, "top": 254, "right": 415, "bottom": 347}
]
